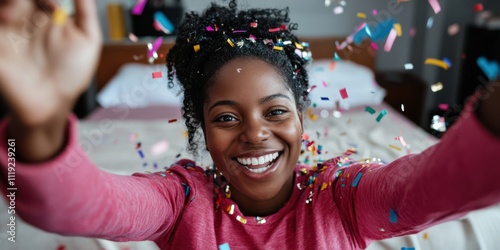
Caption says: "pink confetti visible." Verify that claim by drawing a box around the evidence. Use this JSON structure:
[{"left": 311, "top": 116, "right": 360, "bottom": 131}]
[
  {"left": 152, "top": 71, "right": 162, "bottom": 79},
  {"left": 148, "top": 37, "right": 163, "bottom": 59},
  {"left": 410, "top": 27, "right": 416, "bottom": 37},
  {"left": 370, "top": 42, "right": 379, "bottom": 51},
  {"left": 307, "top": 85, "right": 317, "bottom": 93},
  {"left": 339, "top": 88, "right": 349, "bottom": 99},
  {"left": 132, "top": 0, "right": 148, "bottom": 15},
  {"left": 428, "top": 0, "right": 441, "bottom": 14},
  {"left": 206, "top": 26, "right": 214, "bottom": 32},
  {"left": 438, "top": 103, "right": 449, "bottom": 111},
  {"left": 395, "top": 136, "right": 407, "bottom": 147},
  {"left": 384, "top": 29, "right": 398, "bottom": 52},
  {"left": 372, "top": 9, "right": 378, "bottom": 16},
  {"left": 128, "top": 33, "right": 138, "bottom": 42},
  {"left": 448, "top": 24, "right": 460, "bottom": 36},
  {"left": 322, "top": 81, "right": 328, "bottom": 88},
  {"left": 151, "top": 140, "right": 169, "bottom": 156}
]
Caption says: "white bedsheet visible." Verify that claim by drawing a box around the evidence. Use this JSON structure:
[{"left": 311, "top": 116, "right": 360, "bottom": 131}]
[{"left": 1, "top": 103, "right": 499, "bottom": 250}]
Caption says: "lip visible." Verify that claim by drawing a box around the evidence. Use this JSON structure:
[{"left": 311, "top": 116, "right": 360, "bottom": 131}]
[{"left": 232, "top": 151, "right": 283, "bottom": 181}]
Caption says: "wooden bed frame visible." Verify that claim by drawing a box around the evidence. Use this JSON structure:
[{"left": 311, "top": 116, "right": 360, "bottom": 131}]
[{"left": 95, "top": 37, "right": 376, "bottom": 92}]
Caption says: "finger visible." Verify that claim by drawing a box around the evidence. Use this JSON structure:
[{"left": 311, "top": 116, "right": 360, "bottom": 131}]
[
  {"left": 35, "top": 0, "right": 57, "bottom": 14},
  {"left": 73, "top": 0, "right": 100, "bottom": 38}
]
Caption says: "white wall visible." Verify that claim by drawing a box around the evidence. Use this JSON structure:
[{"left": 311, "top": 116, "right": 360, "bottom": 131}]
[{"left": 97, "top": 0, "right": 416, "bottom": 71}]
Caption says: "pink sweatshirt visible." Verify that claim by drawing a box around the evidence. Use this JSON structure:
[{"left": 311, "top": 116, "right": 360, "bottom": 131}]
[{"left": 1, "top": 97, "right": 500, "bottom": 250}]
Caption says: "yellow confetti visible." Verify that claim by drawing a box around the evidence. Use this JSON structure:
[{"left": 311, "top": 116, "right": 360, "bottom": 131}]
[
  {"left": 53, "top": 7, "right": 68, "bottom": 26},
  {"left": 431, "top": 82, "right": 444, "bottom": 92},
  {"left": 226, "top": 205, "right": 235, "bottom": 215},
  {"left": 227, "top": 38, "right": 235, "bottom": 47},
  {"left": 423, "top": 232, "right": 429, "bottom": 240},
  {"left": 389, "top": 144, "right": 402, "bottom": 151},
  {"left": 182, "top": 130, "right": 189, "bottom": 138},
  {"left": 236, "top": 215, "right": 247, "bottom": 224},
  {"left": 357, "top": 12, "right": 367, "bottom": 19},
  {"left": 193, "top": 44, "right": 200, "bottom": 53},
  {"left": 321, "top": 183, "right": 328, "bottom": 191},
  {"left": 394, "top": 23, "right": 403, "bottom": 36},
  {"left": 295, "top": 42, "right": 304, "bottom": 49},
  {"left": 424, "top": 58, "right": 449, "bottom": 70},
  {"left": 273, "top": 46, "right": 283, "bottom": 51}
]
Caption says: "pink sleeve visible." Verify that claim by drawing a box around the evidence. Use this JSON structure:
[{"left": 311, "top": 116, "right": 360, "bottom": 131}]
[
  {"left": 0, "top": 115, "right": 187, "bottom": 241},
  {"left": 332, "top": 95, "right": 500, "bottom": 246}
]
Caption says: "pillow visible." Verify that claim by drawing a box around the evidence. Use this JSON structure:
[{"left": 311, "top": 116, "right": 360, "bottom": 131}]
[
  {"left": 97, "top": 60, "right": 385, "bottom": 109},
  {"left": 97, "top": 63, "right": 182, "bottom": 108},
  {"left": 306, "top": 59, "right": 386, "bottom": 110}
]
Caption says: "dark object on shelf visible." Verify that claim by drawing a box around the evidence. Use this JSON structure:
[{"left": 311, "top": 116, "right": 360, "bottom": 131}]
[
  {"left": 459, "top": 26, "right": 500, "bottom": 105},
  {"left": 130, "top": 1, "right": 184, "bottom": 37},
  {"left": 375, "top": 71, "right": 427, "bottom": 127}
]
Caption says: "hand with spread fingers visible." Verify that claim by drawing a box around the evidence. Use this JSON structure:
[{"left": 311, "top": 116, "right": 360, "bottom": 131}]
[{"left": 0, "top": 0, "right": 102, "bottom": 162}]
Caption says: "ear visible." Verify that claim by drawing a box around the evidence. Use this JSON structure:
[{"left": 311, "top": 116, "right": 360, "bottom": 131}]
[{"left": 298, "top": 111, "right": 304, "bottom": 133}]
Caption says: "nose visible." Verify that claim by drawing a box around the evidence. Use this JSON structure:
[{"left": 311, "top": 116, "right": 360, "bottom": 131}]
[{"left": 239, "top": 116, "right": 270, "bottom": 144}]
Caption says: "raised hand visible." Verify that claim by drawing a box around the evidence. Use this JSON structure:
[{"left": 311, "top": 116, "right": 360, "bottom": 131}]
[
  {"left": 0, "top": 0, "right": 102, "bottom": 127},
  {"left": 0, "top": 0, "right": 102, "bottom": 162}
]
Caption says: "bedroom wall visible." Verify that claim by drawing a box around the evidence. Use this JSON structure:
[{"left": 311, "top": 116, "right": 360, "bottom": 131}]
[{"left": 96, "top": 0, "right": 416, "bottom": 71}]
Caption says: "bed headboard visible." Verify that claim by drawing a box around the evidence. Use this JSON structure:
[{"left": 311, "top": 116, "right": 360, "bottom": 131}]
[{"left": 95, "top": 37, "right": 376, "bottom": 92}]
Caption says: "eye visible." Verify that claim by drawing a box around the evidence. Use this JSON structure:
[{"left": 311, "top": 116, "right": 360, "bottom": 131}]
[
  {"left": 215, "top": 115, "right": 238, "bottom": 122},
  {"left": 266, "top": 109, "right": 288, "bottom": 117}
]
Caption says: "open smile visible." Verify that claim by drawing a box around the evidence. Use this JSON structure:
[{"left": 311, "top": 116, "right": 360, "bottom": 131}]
[{"left": 234, "top": 151, "right": 283, "bottom": 174}]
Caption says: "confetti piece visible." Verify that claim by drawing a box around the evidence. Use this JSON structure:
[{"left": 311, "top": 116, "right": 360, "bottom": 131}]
[
  {"left": 394, "top": 23, "right": 403, "bottom": 36},
  {"left": 56, "top": 245, "right": 66, "bottom": 250},
  {"left": 152, "top": 71, "right": 162, "bottom": 79},
  {"left": 333, "top": 6, "right": 344, "bottom": 14},
  {"left": 250, "top": 22, "right": 258, "bottom": 28},
  {"left": 132, "top": 0, "right": 148, "bottom": 15},
  {"left": 351, "top": 172, "right": 363, "bottom": 187},
  {"left": 168, "top": 119, "right": 178, "bottom": 123},
  {"left": 53, "top": 7, "right": 68, "bottom": 26},
  {"left": 128, "top": 33, "right": 139, "bottom": 42},
  {"left": 401, "top": 104, "right": 405, "bottom": 112},
  {"left": 410, "top": 27, "right": 416, "bottom": 37},
  {"left": 368, "top": 19, "right": 396, "bottom": 42},
  {"left": 148, "top": 37, "right": 163, "bottom": 59},
  {"left": 395, "top": 136, "right": 407, "bottom": 147},
  {"left": 428, "top": 0, "right": 441, "bottom": 14},
  {"left": 269, "top": 27, "right": 281, "bottom": 32},
  {"left": 236, "top": 215, "right": 247, "bottom": 224},
  {"left": 384, "top": 29, "right": 398, "bottom": 52},
  {"left": 448, "top": 23, "right": 460, "bottom": 36},
  {"left": 227, "top": 38, "right": 235, "bottom": 47},
  {"left": 370, "top": 42, "right": 379, "bottom": 51},
  {"left": 307, "top": 85, "right": 317, "bottom": 93},
  {"left": 138, "top": 150, "right": 145, "bottom": 159},
  {"left": 372, "top": 9, "right": 378, "bottom": 16},
  {"left": 389, "top": 144, "right": 402, "bottom": 151},
  {"left": 151, "top": 140, "right": 169, "bottom": 156},
  {"left": 424, "top": 58, "right": 449, "bottom": 70},
  {"left": 473, "top": 3, "right": 484, "bottom": 12},
  {"left": 477, "top": 56, "right": 500, "bottom": 80},
  {"left": 329, "top": 61, "right": 337, "bottom": 70},
  {"left": 193, "top": 44, "right": 200, "bottom": 53},
  {"left": 365, "top": 106, "right": 376, "bottom": 115},
  {"left": 333, "top": 52, "right": 341, "bottom": 61},
  {"left": 236, "top": 68, "right": 242, "bottom": 73},
  {"left": 357, "top": 12, "right": 367, "bottom": 19},
  {"left": 423, "top": 232, "right": 429, "bottom": 240},
  {"left": 273, "top": 46, "right": 283, "bottom": 51},
  {"left": 442, "top": 57, "right": 452, "bottom": 68},
  {"left": 389, "top": 208, "right": 398, "bottom": 223},
  {"left": 401, "top": 247, "right": 415, "bottom": 250},
  {"left": 431, "top": 82, "right": 444, "bottom": 92},
  {"left": 321, "top": 97, "right": 330, "bottom": 101},
  {"left": 154, "top": 11, "right": 174, "bottom": 34},
  {"left": 427, "top": 17, "right": 434, "bottom": 29},
  {"left": 219, "top": 243, "right": 231, "bottom": 250},
  {"left": 404, "top": 63, "right": 414, "bottom": 70},
  {"left": 376, "top": 109, "right": 388, "bottom": 123},
  {"left": 206, "top": 25, "right": 214, "bottom": 31},
  {"left": 339, "top": 88, "right": 349, "bottom": 99}
]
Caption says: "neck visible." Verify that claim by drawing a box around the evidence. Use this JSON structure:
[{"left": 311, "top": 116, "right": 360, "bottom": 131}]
[{"left": 229, "top": 174, "right": 295, "bottom": 217}]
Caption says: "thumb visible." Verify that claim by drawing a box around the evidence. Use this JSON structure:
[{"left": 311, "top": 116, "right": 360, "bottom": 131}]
[{"left": 73, "top": 0, "right": 100, "bottom": 38}]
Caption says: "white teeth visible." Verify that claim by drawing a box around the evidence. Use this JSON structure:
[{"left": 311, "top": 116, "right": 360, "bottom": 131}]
[{"left": 236, "top": 152, "right": 280, "bottom": 167}]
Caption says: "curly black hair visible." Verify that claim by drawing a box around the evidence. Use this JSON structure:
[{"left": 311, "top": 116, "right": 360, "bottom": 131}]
[{"left": 166, "top": 0, "right": 311, "bottom": 156}]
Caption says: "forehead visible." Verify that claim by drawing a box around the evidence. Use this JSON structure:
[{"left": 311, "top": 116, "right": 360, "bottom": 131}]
[{"left": 206, "top": 58, "right": 291, "bottom": 102}]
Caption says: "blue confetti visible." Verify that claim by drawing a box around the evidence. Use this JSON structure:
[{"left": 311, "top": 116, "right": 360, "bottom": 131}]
[
  {"left": 376, "top": 109, "right": 388, "bottom": 123},
  {"left": 333, "top": 52, "right": 341, "bottom": 61},
  {"left": 390, "top": 208, "right": 398, "bottom": 223},
  {"left": 351, "top": 172, "right": 363, "bottom": 187},
  {"left": 401, "top": 248, "right": 415, "bottom": 250},
  {"left": 219, "top": 243, "right": 230, "bottom": 250},
  {"left": 321, "top": 97, "right": 330, "bottom": 101},
  {"left": 138, "top": 150, "right": 145, "bottom": 159},
  {"left": 154, "top": 11, "right": 175, "bottom": 34},
  {"left": 477, "top": 56, "right": 500, "bottom": 81}
]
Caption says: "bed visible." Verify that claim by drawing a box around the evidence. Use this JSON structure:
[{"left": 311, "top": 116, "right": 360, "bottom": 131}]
[{"left": 1, "top": 37, "right": 499, "bottom": 250}]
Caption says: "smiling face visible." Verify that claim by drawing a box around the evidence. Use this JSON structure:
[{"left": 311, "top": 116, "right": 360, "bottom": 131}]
[{"left": 203, "top": 57, "right": 304, "bottom": 215}]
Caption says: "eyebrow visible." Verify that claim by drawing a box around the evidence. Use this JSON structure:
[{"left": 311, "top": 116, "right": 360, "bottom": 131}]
[{"left": 208, "top": 93, "right": 292, "bottom": 113}]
